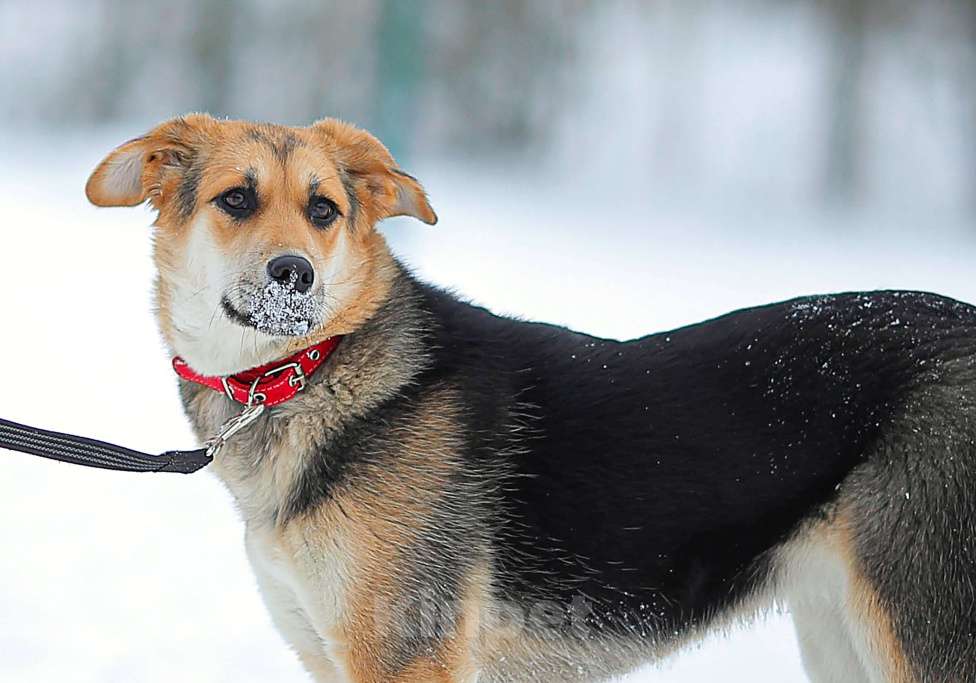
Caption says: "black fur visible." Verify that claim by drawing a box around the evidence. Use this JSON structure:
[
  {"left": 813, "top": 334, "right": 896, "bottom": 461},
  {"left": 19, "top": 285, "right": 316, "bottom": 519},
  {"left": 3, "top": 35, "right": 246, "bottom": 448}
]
[
  {"left": 284, "top": 269, "right": 976, "bottom": 676},
  {"left": 245, "top": 126, "right": 302, "bottom": 164},
  {"left": 407, "top": 287, "right": 928, "bottom": 625},
  {"left": 338, "top": 167, "right": 359, "bottom": 227},
  {"left": 177, "top": 159, "right": 203, "bottom": 220}
]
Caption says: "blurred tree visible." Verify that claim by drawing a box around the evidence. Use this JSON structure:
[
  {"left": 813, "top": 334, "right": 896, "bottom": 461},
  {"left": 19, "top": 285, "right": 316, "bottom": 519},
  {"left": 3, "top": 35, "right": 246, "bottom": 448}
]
[
  {"left": 969, "top": 0, "right": 976, "bottom": 211},
  {"left": 298, "top": 2, "right": 377, "bottom": 127},
  {"left": 372, "top": 0, "right": 428, "bottom": 161},
  {"left": 190, "top": 0, "right": 235, "bottom": 118},
  {"left": 820, "top": 0, "right": 869, "bottom": 206},
  {"left": 421, "top": 0, "right": 581, "bottom": 154},
  {"left": 85, "top": 0, "right": 146, "bottom": 122}
]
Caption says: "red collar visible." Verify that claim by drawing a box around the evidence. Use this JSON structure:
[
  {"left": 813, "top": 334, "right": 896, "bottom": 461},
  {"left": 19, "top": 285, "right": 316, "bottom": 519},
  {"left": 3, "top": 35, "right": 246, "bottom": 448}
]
[{"left": 172, "top": 337, "right": 341, "bottom": 407}]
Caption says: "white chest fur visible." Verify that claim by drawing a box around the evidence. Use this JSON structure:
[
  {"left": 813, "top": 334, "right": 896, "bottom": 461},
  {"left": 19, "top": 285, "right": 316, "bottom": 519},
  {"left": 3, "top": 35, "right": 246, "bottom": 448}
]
[{"left": 244, "top": 516, "right": 355, "bottom": 681}]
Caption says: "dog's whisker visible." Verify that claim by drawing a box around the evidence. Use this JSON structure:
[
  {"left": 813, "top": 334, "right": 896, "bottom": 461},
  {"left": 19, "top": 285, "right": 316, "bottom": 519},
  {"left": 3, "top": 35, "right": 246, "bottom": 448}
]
[
  {"left": 206, "top": 299, "right": 223, "bottom": 332},
  {"left": 317, "top": 276, "right": 370, "bottom": 288}
]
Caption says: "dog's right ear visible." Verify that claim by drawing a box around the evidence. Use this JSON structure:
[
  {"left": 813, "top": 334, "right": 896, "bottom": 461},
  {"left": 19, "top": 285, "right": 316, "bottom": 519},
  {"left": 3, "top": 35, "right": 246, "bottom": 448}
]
[
  {"left": 312, "top": 118, "right": 437, "bottom": 226},
  {"left": 86, "top": 114, "right": 215, "bottom": 208}
]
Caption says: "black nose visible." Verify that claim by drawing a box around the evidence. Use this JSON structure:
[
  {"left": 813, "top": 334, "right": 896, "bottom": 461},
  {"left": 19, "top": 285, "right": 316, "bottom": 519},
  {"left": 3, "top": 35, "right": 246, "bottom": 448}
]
[{"left": 267, "top": 255, "right": 315, "bottom": 294}]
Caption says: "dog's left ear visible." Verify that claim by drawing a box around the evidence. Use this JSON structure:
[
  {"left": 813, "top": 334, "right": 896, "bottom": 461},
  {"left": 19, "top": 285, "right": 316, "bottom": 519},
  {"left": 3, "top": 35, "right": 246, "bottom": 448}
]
[
  {"left": 86, "top": 113, "right": 215, "bottom": 209},
  {"left": 313, "top": 119, "right": 437, "bottom": 226}
]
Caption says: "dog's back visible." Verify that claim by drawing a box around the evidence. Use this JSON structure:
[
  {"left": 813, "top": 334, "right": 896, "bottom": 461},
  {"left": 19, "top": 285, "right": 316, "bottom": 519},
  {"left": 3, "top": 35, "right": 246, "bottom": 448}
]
[{"left": 415, "top": 285, "right": 976, "bottom": 680}]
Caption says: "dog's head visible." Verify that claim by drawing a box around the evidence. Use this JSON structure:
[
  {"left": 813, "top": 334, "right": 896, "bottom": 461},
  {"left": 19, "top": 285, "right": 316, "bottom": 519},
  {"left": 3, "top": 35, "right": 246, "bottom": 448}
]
[{"left": 86, "top": 115, "right": 436, "bottom": 375}]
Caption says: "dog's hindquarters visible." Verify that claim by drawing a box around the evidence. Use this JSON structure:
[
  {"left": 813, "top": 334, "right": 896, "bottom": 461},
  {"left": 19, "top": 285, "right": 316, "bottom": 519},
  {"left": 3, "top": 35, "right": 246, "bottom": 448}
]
[
  {"left": 847, "top": 378, "right": 976, "bottom": 682},
  {"left": 781, "top": 515, "right": 915, "bottom": 683},
  {"left": 784, "top": 373, "right": 976, "bottom": 683}
]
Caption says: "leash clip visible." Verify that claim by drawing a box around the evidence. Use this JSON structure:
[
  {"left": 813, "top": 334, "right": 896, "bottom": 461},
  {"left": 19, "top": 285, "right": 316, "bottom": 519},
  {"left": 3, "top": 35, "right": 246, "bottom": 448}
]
[{"left": 206, "top": 403, "right": 266, "bottom": 460}]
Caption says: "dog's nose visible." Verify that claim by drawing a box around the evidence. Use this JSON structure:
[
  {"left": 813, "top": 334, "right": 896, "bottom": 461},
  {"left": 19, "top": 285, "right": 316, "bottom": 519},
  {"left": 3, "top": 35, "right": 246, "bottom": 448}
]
[{"left": 267, "top": 255, "right": 315, "bottom": 294}]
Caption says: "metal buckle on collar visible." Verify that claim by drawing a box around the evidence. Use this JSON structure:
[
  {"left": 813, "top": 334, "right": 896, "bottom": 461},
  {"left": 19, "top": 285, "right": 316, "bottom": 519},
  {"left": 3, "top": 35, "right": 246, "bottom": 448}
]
[
  {"left": 234, "top": 362, "right": 307, "bottom": 407},
  {"left": 288, "top": 366, "right": 307, "bottom": 392},
  {"left": 220, "top": 377, "right": 236, "bottom": 402},
  {"left": 205, "top": 360, "right": 308, "bottom": 459},
  {"left": 246, "top": 375, "right": 267, "bottom": 407},
  {"left": 249, "top": 361, "right": 307, "bottom": 406}
]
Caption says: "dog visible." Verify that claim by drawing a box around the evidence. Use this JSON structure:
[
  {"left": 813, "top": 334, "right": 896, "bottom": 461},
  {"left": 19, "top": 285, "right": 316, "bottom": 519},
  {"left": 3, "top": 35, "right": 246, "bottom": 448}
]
[{"left": 85, "top": 114, "right": 976, "bottom": 682}]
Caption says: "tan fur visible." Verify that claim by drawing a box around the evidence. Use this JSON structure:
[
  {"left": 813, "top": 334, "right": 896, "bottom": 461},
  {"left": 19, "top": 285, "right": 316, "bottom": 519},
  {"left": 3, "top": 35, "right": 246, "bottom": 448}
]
[
  {"left": 194, "top": 380, "right": 484, "bottom": 683},
  {"left": 328, "top": 389, "right": 480, "bottom": 682},
  {"left": 299, "top": 233, "right": 399, "bottom": 341}
]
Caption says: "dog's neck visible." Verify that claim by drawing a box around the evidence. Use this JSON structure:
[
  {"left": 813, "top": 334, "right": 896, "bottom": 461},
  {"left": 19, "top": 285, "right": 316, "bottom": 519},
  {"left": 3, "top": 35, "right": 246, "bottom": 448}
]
[{"left": 176, "top": 263, "right": 433, "bottom": 526}]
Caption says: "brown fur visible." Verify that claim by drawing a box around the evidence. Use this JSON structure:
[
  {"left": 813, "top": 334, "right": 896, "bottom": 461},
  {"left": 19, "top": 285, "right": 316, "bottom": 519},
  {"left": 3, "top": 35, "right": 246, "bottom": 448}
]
[{"left": 329, "top": 389, "right": 478, "bottom": 682}]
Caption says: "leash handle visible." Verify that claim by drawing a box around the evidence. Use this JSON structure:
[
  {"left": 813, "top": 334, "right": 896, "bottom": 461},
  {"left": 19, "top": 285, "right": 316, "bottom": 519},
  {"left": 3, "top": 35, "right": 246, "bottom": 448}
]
[{"left": 0, "top": 417, "right": 212, "bottom": 474}]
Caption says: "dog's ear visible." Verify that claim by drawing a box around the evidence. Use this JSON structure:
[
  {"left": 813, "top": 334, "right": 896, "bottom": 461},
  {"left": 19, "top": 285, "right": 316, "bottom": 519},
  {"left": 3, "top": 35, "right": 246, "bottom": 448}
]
[
  {"left": 86, "top": 114, "right": 216, "bottom": 209},
  {"left": 312, "top": 119, "right": 437, "bottom": 226}
]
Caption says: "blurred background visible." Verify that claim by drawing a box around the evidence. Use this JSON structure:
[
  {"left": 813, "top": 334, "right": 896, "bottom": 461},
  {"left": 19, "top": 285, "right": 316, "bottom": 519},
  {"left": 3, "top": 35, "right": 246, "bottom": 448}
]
[{"left": 0, "top": 1, "right": 974, "bottom": 681}]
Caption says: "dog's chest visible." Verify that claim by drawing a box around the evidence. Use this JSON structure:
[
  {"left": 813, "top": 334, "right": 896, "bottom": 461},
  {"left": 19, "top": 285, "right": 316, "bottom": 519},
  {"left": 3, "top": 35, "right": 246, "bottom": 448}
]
[
  {"left": 199, "top": 406, "right": 312, "bottom": 523},
  {"left": 244, "top": 514, "right": 355, "bottom": 647},
  {"left": 245, "top": 523, "right": 298, "bottom": 589},
  {"left": 186, "top": 390, "right": 362, "bottom": 640}
]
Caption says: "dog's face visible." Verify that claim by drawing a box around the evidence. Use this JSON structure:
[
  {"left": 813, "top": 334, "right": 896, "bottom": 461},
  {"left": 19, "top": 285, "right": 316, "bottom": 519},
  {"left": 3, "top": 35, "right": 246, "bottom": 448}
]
[{"left": 86, "top": 115, "right": 436, "bottom": 375}]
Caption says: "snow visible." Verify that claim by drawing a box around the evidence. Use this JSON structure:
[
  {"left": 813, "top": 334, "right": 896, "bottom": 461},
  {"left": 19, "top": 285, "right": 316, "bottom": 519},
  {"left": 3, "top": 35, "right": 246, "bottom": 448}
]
[
  {"left": 245, "top": 271, "right": 316, "bottom": 337},
  {"left": 1, "top": 132, "right": 975, "bottom": 682}
]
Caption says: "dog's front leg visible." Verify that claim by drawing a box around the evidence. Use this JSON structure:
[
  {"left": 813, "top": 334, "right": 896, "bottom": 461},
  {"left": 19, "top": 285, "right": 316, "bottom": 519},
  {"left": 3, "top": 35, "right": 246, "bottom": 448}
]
[
  {"left": 251, "top": 566, "right": 345, "bottom": 680},
  {"left": 300, "top": 559, "right": 487, "bottom": 683},
  {"left": 332, "top": 595, "right": 483, "bottom": 683},
  {"left": 246, "top": 527, "right": 346, "bottom": 682}
]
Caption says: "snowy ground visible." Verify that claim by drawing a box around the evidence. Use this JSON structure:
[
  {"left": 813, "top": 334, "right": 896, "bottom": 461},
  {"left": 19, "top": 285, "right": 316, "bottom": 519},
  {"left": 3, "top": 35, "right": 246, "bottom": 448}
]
[{"left": 1, "top": 131, "right": 975, "bottom": 682}]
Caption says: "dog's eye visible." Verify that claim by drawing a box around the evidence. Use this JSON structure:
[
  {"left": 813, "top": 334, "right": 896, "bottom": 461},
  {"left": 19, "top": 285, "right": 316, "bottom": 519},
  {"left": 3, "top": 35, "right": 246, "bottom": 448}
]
[
  {"left": 308, "top": 196, "right": 339, "bottom": 228},
  {"left": 215, "top": 188, "right": 255, "bottom": 218},
  {"left": 223, "top": 190, "right": 246, "bottom": 208}
]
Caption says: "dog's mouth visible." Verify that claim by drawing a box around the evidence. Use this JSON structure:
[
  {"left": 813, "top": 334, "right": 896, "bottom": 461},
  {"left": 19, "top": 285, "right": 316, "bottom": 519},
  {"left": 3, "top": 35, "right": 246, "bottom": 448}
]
[{"left": 221, "top": 276, "right": 319, "bottom": 337}]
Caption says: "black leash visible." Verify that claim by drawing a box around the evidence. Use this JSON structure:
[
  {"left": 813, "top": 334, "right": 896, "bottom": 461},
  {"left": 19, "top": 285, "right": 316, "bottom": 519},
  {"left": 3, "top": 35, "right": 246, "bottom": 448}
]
[
  {"left": 0, "top": 417, "right": 212, "bottom": 474},
  {"left": 0, "top": 402, "right": 264, "bottom": 474},
  {"left": 1, "top": 339, "right": 333, "bottom": 474}
]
